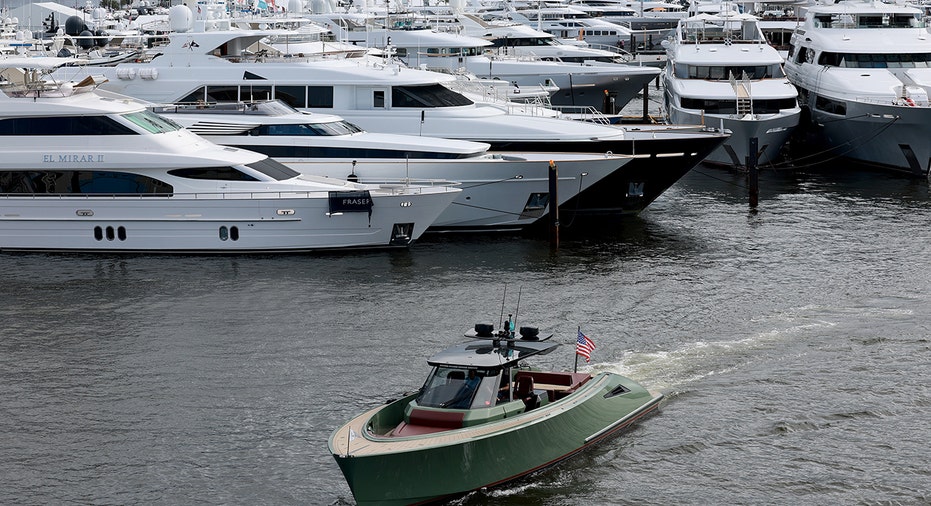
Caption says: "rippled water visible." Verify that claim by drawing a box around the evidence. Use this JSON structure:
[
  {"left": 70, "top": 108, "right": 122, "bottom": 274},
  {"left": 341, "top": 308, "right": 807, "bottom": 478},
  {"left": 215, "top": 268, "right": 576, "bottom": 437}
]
[{"left": 2, "top": 166, "right": 929, "bottom": 505}]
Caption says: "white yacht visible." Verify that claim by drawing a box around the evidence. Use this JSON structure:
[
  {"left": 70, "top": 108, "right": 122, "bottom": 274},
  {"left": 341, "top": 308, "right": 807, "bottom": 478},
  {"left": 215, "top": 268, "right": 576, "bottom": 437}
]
[
  {"left": 306, "top": 11, "right": 660, "bottom": 113},
  {"left": 0, "top": 57, "right": 459, "bottom": 253},
  {"left": 51, "top": 5, "right": 727, "bottom": 220},
  {"left": 662, "top": 11, "right": 800, "bottom": 167},
  {"left": 784, "top": 0, "right": 931, "bottom": 176},
  {"left": 155, "top": 100, "right": 633, "bottom": 230},
  {"left": 482, "top": 5, "right": 634, "bottom": 47}
]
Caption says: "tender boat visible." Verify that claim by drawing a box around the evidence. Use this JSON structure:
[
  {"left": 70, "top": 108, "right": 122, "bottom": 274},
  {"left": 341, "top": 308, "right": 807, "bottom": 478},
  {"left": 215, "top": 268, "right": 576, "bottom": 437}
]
[
  {"left": 329, "top": 322, "right": 663, "bottom": 505},
  {"left": 0, "top": 57, "right": 460, "bottom": 253}
]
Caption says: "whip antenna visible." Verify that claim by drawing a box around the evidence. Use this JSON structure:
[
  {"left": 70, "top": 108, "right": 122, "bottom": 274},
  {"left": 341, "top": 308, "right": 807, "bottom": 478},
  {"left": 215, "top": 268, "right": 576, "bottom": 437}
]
[
  {"left": 498, "top": 283, "right": 508, "bottom": 330},
  {"left": 513, "top": 285, "right": 523, "bottom": 334}
]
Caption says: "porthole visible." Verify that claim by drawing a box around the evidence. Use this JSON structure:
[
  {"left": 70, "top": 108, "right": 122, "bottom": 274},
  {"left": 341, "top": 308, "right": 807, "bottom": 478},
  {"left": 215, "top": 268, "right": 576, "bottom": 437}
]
[
  {"left": 105, "top": 226, "right": 115, "bottom": 241},
  {"left": 219, "top": 226, "right": 229, "bottom": 241},
  {"left": 117, "top": 226, "right": 126, "bottom": 241},
  {"left": 230, "top": 226, "right": 239, "bottom": 241},
  {"left": 94, "top": 226, "right": 103, "bottom": 241}
]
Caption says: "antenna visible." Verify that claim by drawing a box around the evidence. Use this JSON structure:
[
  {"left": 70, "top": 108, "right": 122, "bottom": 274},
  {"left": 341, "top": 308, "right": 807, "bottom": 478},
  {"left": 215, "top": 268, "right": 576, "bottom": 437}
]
[
  {"left": 513, "top": 285, "right": 522, "bottom": 335},
  {"left": 498, "top": 283, "right": 508, "bottom": 330}
]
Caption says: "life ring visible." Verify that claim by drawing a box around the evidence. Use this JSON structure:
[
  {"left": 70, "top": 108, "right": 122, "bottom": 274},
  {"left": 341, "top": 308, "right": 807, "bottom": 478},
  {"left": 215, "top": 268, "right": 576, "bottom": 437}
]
[{"left": 904, "top": 97, "right": 916, "bottom": 107}]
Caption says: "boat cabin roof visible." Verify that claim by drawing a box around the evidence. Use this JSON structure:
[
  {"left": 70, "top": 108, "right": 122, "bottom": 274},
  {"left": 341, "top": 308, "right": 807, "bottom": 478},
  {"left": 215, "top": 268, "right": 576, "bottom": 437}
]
[{"left": 427, "top": 339, "right": 559, "bottom": 370}]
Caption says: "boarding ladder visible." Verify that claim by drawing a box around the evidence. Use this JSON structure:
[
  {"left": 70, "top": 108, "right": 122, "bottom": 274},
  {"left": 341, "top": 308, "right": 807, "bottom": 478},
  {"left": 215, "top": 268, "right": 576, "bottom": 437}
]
[{"left": 730, "top": 71, "right": 752, "bottom": 117}]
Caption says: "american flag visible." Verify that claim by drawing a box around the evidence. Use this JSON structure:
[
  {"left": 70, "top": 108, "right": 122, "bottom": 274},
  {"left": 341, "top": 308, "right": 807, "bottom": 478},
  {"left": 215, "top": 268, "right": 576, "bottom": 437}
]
[{"left": 576, "top": 330, "right": 596, "bottom": 362}]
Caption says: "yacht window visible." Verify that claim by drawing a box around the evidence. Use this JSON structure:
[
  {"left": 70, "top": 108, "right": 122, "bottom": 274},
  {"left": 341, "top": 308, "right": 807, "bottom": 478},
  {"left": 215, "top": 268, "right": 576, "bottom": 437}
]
[
  {"left": 391, "top": 84, "right": 473, "bottom": 107},
  {"left": 242, "top": 86, "right": 272, "bottom": 102},
  {"left": 179, "top": 86, "right": 207, "bottom": 104},
  {"left": 255, "top": 121, "right": 361, "bottom": 136},
  {"left": 373, "top": 90, "right": 385, "bottom": 108},
  {"left": 815, "top": 95, "right": 846, "bottom": 115},
  {"left": 0, "top": 116, "right": 136, "bottom": 135},
  {"left": 274, "top": 85, "right": 307, "bottom": 108},
  {"left": 682, "top": 95, "right": 796, "bottom": 113},
  {"left": 122, "top": 110, "right": 183, "bottom": 134},
  {"left": 307, "top": 86, "right": 334, "bottom": 108},
  {"left": 244, "top": 158, "right": 301, "bottom": 180},
  {"left": 168, "top": 166, "right": 260, "bottom": 181},
  {"left": 686, "top": 65, "right": 781, "bottom": 80},
  {"left": 0, "top": 170, "right": 171, "bottom": 194},
  {"left": 817, "top": 51, "right": 931, "bottom": 68},
  {"left": 229, "top": 145, "right": 472, "bottom": 159},
  {"left": 203, "top": 85, "right": 240, "bottom": 102}
]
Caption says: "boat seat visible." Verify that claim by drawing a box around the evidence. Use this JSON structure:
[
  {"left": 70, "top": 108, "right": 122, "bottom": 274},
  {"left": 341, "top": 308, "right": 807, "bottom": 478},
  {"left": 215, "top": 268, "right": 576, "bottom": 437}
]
[{"left": 514, "top": 375, "right": 538, "bottom": 410}]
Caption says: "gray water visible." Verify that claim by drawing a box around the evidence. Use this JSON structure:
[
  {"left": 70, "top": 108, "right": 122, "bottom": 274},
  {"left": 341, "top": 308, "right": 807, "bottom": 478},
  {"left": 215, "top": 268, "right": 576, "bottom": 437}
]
[{"left": 2, "top": 166, "right": 929, "bottom": 505}]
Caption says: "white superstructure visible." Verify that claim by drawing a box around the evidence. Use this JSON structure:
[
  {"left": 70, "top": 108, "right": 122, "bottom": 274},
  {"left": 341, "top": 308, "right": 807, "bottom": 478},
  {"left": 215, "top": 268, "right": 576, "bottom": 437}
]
[
  {"left": 0, "top": 57, "right": 459, "bottom": 252},
  {"left": 662, "top": 10, "right": 800, "bottom": 166}
]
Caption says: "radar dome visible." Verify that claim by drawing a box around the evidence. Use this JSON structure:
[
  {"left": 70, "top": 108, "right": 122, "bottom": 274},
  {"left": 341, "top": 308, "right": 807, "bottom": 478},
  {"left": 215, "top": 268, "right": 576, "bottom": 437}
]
[{"left": 169, "top": 5, "right": 194, "bottom": 33}]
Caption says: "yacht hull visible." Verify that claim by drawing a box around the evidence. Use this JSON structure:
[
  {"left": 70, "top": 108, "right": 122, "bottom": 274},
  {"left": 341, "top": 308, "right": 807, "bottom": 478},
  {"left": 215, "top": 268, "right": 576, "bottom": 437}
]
[
  {"left": 669, "top": 109, "right": 799, "bottom": 167},
  {"left": 199, "top": 145, "right": 632, "bottom": 230},
  {"left": 329, "top": 373, "right": 662, "bottom": 506},
  {"left": 489, "top": 127, "right": 727, "bottom": 217},
  {"left": 0, "top": 191, "right": 456, "bottom": 253},
  {"left": 799, "top": 98, "right": 931, "bottom": 176}
]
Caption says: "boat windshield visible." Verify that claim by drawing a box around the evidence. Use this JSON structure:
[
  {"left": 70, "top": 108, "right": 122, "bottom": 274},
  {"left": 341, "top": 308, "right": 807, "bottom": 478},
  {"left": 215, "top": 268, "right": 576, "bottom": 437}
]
[
  {"left": 416, "top": 366, "right": 500, "bottom": 409},
  {"left": 254, "top": 120, "right": 364, "bottom": 136},
  {"left": 121, "top": 110, "right": 184, "bottom": 134}
]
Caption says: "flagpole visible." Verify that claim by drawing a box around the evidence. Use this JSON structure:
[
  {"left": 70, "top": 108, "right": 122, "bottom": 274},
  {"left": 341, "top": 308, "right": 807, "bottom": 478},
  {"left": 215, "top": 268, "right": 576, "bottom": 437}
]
[{"left": 574, "top": 325, "right": 580, "bottom": 373}]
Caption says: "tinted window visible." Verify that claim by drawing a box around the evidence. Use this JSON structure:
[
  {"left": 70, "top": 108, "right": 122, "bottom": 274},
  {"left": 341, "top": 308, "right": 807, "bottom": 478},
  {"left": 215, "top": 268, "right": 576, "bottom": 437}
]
[
  {"left": 307, "top": 86, "right": 334, "bottom": 108},
  {"left": 167, "top": 167, "right": 260, "bottom": 181},
  {"left": 274, "top": 85, "right": 306, "bottom": 108},
  {"left": 245, "top": 158, "right": 300, "bottom": 180},
  {"left": 0, "top": 170, "right": 171, "bottom": 194},
  {"left": 392, "top": 84, "right": 473, "bottom": 107},
  {"left": 0, "top": 116, "right": 136, "bottom": 135}
]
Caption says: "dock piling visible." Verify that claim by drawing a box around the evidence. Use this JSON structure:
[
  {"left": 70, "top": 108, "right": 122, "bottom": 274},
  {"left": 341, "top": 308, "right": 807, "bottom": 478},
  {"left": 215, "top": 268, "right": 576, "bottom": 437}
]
[
  {"left": 748, "top": 137, "right": 759, "bottom": 208},
  {"left": 549, "top": 160, "right": 559, "bottom": 249}
]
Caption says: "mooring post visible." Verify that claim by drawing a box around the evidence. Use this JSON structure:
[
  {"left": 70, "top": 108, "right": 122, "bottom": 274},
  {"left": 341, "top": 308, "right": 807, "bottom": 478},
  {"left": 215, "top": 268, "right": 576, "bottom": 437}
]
[
  {"left": 549, "top": 160, "right": 559, "bottom": 249},
  {"left": 642, "top": 83, "right": 649, "bottom": 123},
  {"left": 748, "top": 137, "right": 759, "bottom": 208}
]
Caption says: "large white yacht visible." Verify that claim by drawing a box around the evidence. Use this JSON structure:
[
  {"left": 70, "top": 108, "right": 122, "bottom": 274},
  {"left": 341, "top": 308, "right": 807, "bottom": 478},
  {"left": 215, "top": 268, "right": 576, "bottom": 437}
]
[
  {"left": 784, "top": 0, "right": 931, "bottom": 176},
  {"left": 0, "top": 57, "right": 459, "bottom": 253},
  {"left": 304, "top": 11, "right": 659, "bottom": 113},
  {"left": 155, "top": 100, "right": 633, "bottom": 230},
  {"left": 662, "top": 11, "right": 800, "bottom": 167},
  {"left": 51, "top": 4, "right": 727, "bottom": 220}
]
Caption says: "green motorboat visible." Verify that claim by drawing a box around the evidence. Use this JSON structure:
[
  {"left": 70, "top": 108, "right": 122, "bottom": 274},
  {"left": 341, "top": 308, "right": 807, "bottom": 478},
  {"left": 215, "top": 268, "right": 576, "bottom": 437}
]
[{"left": 328, "top": 323, "right": 663, "bottom": 505}]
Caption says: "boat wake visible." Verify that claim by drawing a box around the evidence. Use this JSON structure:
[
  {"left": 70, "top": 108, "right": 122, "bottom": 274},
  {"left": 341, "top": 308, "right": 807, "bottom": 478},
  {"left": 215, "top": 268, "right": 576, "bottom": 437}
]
[{"left": 585, "top": 314, "right": 838, "bottom": 394}]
